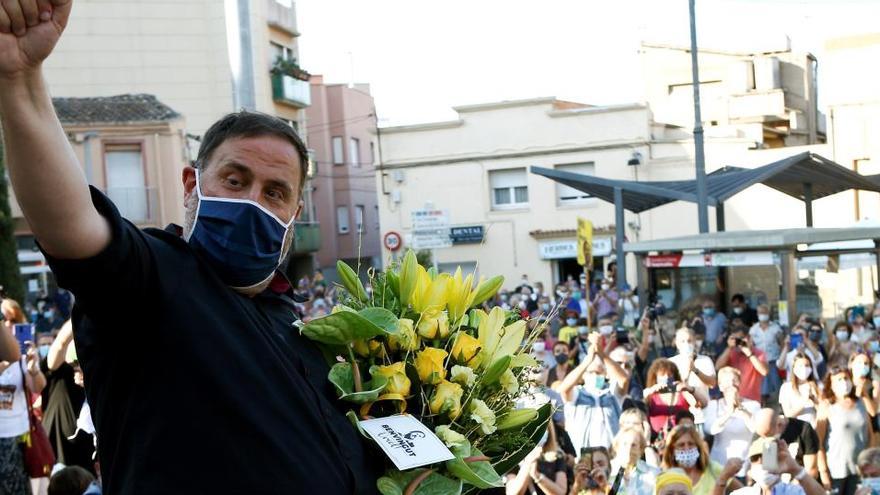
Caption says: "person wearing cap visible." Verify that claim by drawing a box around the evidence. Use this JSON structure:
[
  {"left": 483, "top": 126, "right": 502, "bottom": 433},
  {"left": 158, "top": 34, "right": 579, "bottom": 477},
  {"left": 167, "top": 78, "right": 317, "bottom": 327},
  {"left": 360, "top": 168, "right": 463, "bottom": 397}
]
[
  {"left": 729, "top": 438, "right": 825, "bottom": 495},
  {"left": 655, "top": 468, "right": 693, "bottom": 495}
]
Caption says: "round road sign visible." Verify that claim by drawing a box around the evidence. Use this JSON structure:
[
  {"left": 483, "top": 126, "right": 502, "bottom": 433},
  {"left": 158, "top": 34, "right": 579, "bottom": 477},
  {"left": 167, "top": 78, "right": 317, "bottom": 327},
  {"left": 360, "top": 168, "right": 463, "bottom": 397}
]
[{"left": 383, "top": 231, "right": 402, "bottom": 251}]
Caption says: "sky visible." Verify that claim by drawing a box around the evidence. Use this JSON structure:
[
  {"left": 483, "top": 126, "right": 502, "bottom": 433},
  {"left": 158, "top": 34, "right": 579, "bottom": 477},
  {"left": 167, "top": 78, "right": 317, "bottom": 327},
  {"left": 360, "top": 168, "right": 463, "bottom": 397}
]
[{"left": 295, "top": 0, "right": 880, "bottom": 127}]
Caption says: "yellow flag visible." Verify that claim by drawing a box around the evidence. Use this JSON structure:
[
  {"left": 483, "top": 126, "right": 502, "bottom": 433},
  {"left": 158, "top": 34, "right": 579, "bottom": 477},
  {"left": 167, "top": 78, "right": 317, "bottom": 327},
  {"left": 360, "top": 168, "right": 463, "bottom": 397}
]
[{"left": 577, "top": 218, "right": 593, "bottom": 266}]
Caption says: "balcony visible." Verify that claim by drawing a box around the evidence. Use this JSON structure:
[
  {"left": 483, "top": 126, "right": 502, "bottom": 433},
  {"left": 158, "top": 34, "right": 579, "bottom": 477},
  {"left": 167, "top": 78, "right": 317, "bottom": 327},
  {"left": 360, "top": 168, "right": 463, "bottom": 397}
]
[
  {"left": 272, "top": 73, "right": 311, "bottom": 108},
  {"left": 728, "top": 89, "right": 787, "bottom": 123},
  {"left": 105, "top": 186, "right": 160, "bottom": 225},
  {"left": 267, "top": 0, "right": 299, "bottom": 36},
  {"left": 293, "top": 222, "right": 321, "bottom": 254}
]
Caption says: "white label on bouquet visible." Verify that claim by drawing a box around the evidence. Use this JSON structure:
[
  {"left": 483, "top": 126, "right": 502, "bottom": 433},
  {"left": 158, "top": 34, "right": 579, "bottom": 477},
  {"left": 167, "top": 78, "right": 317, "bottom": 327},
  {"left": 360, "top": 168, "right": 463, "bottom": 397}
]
[{"left": 359, "top": 415, "right": 455, "bottom": 470}]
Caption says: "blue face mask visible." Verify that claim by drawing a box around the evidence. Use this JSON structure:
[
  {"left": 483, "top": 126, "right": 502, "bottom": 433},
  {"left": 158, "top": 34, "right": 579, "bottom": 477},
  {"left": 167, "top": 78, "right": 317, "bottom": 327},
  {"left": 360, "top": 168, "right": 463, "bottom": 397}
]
[
  {"left": 702, "top": 307, "right": 715, "bottom": 317},
  {"left": 594, "top": 375, "right": 606, "bottom": 389},
  {"left": 871, "top": 341, "right": 880, "bottom": 353},
  {"left": 566, "top": 318, "right": 578, "bottom": 327},
  {"left": 38, "top": 345, "right": 50, "bottom": 358},
  {"left": 873, "top": 317, "right": 880, "bottom": 328},
  {"left": 186, "top": 173, "right": 294, "bottom": 289}
]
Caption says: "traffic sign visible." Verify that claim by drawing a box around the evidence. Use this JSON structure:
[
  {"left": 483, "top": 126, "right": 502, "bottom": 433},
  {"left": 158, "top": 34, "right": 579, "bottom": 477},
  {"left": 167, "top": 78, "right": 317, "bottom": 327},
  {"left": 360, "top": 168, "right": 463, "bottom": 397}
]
[
  {"left": 383, "top": 231, "right": 403, "bottom": 251},
  {"left": 411, "top": 208, "right": 452, "bottom": 250}
]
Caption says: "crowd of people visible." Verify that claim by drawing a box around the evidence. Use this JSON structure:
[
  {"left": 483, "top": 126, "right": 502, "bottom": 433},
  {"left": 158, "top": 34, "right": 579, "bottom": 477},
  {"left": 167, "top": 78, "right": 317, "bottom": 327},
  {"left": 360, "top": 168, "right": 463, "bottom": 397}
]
[{"left": 503, "top": 268, "right": 880, "bottom": 495}]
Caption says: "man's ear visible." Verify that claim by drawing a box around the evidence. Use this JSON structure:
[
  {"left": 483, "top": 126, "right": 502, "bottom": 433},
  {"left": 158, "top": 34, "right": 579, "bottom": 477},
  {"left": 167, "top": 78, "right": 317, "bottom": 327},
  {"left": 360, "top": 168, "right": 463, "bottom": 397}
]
[
  {"left": 294, "top": 199, "right": 304, "bottom": 220},
  {"left": 182, "top": 166, "right": 197, "bottom": 206}
]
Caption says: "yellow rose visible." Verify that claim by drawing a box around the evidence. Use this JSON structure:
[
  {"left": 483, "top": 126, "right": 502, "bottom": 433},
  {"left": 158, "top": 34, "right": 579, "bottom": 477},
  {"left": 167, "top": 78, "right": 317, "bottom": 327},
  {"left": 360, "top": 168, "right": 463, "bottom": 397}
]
[
  {"left": 388, "top": 318, "right": 419, "bottom": 352},
  {"left": 414, "top": 347, "right": 448, "bottom": 385},
  {"left": 353, "top": 339, "right": 384, "bottom": 358},
  {"left": 374, "top": 362, "right": 411, "bottom": 397},
  {"left": 450, "top": 332, "right": 481, "bottom": 365},
  {"left": 417, "top": 312, "right": 450, "bottom": 340},
  {"left": 429, "top": 379, "right": 464, "bottom": 419}
]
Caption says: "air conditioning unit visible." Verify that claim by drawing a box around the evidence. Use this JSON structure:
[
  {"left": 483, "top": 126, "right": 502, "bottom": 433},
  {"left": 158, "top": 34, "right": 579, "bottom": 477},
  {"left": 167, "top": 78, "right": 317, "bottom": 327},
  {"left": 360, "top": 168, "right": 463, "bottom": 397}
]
[{"left": 392, "top": 170, "right": 406, "bottom": 183}]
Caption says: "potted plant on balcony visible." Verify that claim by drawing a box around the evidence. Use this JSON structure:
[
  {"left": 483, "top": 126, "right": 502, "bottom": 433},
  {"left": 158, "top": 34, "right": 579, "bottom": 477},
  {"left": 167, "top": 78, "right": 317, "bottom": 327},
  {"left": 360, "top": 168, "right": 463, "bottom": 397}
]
[{"left": 271, "top": 56, "right": 310, "bottom": 82}]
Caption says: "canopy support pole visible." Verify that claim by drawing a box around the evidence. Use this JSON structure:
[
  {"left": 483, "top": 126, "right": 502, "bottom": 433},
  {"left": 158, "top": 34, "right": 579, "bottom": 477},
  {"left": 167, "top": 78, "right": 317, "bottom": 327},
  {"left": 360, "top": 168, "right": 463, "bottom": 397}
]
[
  {"left": 614, "top": 186, "right": 627, "bottom": 294},
  {"left": 804, "top": 182, "right": 814, "bottom": 227},
  {"left": 716, "top": 202, "right": 726, "bottom": 232}
]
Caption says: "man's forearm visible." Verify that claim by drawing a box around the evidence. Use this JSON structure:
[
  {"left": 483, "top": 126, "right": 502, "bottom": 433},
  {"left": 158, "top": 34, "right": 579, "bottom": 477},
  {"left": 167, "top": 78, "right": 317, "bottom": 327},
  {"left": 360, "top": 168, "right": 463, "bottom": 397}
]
[{"left": 0, "top": 70, "right": 110, "bottom": 259}]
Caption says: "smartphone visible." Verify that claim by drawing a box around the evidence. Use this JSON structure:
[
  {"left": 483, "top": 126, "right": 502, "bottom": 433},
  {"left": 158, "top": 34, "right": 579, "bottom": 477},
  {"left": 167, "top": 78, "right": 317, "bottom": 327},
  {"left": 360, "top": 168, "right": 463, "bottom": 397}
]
[
  {"left": 790, "top": 333, "right": 803, "bottom": 350},
  {"left": 12, "top": 324, "right": 33, "bottom": 355},
  {"left": 615, "top": 328, "right": 629, "bottom": 345},
  {"left": 580, "top": 451, "right": 593, "bottom": 471},
  {"left": 735, "top": 338, "right": 748, "bottom": 347},
  {"left": 762, "top": 440, "right": 779, "bottom": 472}
]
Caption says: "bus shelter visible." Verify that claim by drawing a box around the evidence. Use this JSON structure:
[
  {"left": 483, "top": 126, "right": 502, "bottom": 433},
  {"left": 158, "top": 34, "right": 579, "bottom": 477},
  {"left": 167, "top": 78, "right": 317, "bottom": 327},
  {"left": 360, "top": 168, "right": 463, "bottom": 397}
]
[{"left": 624, "top": 226, "right": 880, "bottom": 325}]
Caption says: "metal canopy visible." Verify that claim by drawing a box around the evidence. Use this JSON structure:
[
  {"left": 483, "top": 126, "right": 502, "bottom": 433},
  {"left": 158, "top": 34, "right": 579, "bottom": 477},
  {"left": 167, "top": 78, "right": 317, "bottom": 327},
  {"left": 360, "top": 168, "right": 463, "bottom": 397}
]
[
  {"left": 531, "top": 152, "right": 880, "bottom": 212},
  {"left": 530, "top": 166, "right": 705, "bottom": 214}
]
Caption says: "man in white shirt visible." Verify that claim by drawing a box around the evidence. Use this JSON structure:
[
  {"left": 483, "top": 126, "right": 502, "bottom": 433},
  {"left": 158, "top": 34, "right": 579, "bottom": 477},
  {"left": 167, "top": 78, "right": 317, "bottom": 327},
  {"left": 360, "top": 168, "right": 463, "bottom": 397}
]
[
  {"left": 777, "top": 326, "right": 824, "bottom": 381},
  {"left": 669, "top": 327, "right": 717, "bottom": 400},
  {"left": 749, "top": 304, "right": 784, "bottom": 402}
]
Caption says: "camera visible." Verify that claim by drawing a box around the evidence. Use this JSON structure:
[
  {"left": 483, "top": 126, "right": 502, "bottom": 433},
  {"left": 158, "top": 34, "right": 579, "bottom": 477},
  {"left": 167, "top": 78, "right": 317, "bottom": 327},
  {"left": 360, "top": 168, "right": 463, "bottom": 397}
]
[
  {"left": 735, "top": 338, "right": 747, "bottom": 347},
  {"left": 615, "top": 328, "right": 629, "bottom": 345}
]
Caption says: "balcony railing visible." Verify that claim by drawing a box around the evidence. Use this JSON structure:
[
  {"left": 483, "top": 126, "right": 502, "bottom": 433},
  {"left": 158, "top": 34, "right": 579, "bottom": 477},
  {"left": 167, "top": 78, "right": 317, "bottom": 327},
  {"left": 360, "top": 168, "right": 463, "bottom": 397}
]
[
  {"left": 272, "top": 73, "right": 311, "bottom": 108},
  {"left": 267, "top": 0, "right": 299, "bottom": 36},
  {"left": 293, "top": 222, "right": 321, "bottom": 254},
  {"left": 105, "top": 186, "right": 160, "bottom": 224}
]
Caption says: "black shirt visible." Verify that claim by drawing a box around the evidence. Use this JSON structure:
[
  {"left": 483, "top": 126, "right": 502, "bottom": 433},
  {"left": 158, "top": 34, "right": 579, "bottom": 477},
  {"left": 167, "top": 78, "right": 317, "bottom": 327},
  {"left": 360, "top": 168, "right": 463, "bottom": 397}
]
[
  {"left": 44, "top": 189, "right": 379, "bottom": 495},
  {"left": 780, "top": 417, "right": 819, "bottom": 465}
]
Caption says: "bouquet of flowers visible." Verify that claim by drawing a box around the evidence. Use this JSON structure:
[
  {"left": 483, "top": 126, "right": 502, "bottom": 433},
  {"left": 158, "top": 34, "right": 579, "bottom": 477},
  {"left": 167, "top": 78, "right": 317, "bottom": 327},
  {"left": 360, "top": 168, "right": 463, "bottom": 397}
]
[{"left": 299, "top": 250, "right": 552, "bottom": 495}]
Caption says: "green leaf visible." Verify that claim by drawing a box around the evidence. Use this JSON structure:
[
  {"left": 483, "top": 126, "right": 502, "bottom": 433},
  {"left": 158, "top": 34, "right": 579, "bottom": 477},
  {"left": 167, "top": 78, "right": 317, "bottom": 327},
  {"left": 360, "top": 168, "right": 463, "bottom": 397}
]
[
  {"left": 301, "top": 308, "right": 399, "bottom": 345},
  {"left": 490, "top": 403, "right": 552, "bottom": 477},
  {"left": 328, "top": 362, "right": 389, "bottom": 403},
  {"left": 377, "top": 477, "right": 402, "bottom": 495},
  {"left": 358, "top": 307, "right": 399, "bottom": 335},
  {"left": 481, "top": 355, "right": 512, "bottom": 385},
  {"left": 380, "top": 469, "right": 463, "bottom": 495},
  {"left": 447, "top": 448, "right": 504, "bottom": 489},
  {"left": 346, "top": 410, "right": 371, "bottom": 440},
  {"left": 509, "top": 353, "right": 538, "bottom": 369}
]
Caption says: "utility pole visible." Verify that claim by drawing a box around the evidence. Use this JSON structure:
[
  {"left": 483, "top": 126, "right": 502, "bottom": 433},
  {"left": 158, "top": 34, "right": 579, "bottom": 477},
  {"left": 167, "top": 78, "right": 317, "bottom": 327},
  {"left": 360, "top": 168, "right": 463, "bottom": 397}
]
[{"left": 689, "top": 0, "right": 709, "bottom": 233}]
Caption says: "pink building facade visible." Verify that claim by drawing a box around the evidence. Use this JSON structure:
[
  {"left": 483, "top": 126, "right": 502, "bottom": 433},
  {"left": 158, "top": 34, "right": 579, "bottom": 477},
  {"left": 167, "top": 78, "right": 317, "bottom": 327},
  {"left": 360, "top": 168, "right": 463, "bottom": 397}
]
[{"left": 307, "top": 76, "right": 381, "bottom": 278}]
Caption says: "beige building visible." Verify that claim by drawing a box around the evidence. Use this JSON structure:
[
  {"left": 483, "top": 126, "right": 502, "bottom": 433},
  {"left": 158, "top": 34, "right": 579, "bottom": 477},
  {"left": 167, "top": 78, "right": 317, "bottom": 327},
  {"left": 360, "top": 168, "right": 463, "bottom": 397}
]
[{"left": 11, "top": 94, "right": 189, "bottom": 296}]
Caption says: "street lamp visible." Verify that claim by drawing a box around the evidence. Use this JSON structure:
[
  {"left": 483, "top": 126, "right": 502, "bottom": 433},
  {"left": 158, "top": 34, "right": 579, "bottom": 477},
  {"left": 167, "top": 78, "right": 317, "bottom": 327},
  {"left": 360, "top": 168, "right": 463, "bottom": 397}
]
[{"left": 689, "top": 0, "right": 709, "bottom": 233}]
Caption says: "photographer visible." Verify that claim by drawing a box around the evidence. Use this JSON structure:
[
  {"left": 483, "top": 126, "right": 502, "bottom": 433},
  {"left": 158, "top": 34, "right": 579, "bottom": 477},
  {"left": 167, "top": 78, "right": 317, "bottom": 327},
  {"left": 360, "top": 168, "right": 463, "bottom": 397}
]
[
  {"left": 715, "top": 328, "right": 768, "bottom": 402},
  {"left": 643, "top": 359, "right": 706, "bottom": 437},
  {"left": 570, "top": 447, "right": 611, "bottom": 495},
  {"left": 669, "top": 327, "right": 717, "bottom": 403}
]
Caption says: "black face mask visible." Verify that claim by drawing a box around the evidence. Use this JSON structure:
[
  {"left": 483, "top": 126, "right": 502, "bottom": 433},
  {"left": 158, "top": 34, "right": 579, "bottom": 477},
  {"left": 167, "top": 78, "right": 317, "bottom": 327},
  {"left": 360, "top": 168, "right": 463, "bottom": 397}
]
[
  {"left": 809, "top": 330, "right": 823, "bottom": 342},
  {"left": 554, "top": 354, "right": 569, "bottom": 365}
]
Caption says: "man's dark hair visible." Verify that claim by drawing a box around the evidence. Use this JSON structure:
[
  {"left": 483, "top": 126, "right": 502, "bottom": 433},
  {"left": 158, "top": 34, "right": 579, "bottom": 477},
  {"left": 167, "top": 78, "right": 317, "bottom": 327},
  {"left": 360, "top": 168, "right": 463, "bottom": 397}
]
[
  {"left": 195, "top": 111, "right": 309, "bottom": 188},
  {"left": 731, "top": 293, "right": 745, "bottom": 303},
  {"left": 49, "top": 466, "right": 95, "bottom": 495},
  {"left": 674, "top": 409, "right": 695, "bottom": 423}
]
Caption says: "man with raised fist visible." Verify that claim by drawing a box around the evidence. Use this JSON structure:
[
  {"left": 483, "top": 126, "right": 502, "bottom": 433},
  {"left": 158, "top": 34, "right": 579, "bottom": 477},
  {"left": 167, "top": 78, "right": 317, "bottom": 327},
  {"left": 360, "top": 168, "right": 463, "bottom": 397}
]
[{"left": 0, "top": 1, "right": 378, "bottom": 493}]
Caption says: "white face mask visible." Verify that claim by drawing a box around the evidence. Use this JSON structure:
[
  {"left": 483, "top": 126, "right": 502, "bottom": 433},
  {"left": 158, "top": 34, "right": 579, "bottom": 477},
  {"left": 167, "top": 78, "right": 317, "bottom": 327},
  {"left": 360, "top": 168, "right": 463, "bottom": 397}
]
[
  {"left": 673, "top": 447, "right": 700, "bottom": 468},
  {"left": 832, "top": 379, "right": 853, "bottom": 397},
  {"left": 836, "top": 330, "right": 850, "bottom": 341},
  {"left": 532, "top": 342, "right": 546, "bottom": 354},
  {"left": 758, "top": 314, "right": 770, "bottom": 323},
  {"left": 676, "top": 342, "right": 694, "bottom": 356},
  {"left": 749, "top": 464, "right": 780, "bottom": 488},
  {"left": 793, "top": 366, "right": 812, "bottom": 381},
  {"left": 601, "top": 284, "right": 610, "bottom": 291},
  {"left": 599, "top": 325, "right": 614, "bottom": 336}
]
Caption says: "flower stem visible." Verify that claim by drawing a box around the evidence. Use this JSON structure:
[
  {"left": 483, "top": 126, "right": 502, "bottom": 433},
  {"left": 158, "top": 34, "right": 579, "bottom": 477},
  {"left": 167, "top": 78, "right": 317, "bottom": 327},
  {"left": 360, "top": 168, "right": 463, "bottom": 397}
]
[{"left": 348, "top": 346, "right": 363, "bottom": 393}]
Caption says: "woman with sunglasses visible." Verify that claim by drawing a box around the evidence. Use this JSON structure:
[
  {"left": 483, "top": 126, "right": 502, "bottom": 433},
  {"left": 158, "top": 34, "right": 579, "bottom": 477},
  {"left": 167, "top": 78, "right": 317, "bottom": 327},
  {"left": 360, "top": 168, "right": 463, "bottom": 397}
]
[
  {"left": 661, "top": 424, "right": 744, "bottom": 495},
  {"left": 816, "top": 366, "right": 871, "bottom": 495}
]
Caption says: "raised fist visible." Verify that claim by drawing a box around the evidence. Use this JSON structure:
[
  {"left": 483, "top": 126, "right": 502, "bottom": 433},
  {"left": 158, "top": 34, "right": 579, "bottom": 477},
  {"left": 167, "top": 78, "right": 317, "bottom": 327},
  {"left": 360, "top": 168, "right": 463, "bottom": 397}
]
[{"left": 0, "top": 0, "right": 73, "bottom": 77}]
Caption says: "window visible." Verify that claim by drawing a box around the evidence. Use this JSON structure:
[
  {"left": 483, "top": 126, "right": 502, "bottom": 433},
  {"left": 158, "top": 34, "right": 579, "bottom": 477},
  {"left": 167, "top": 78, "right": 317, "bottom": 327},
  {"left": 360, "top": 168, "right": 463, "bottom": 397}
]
[
  {"left": 555, "top": 162, "right": 596, "bottom": 204},
  {"left": 269, "top": 41, "right": 294, "bottom": 67},
  {"left": 354, "top": 205, "right": 365, "bottom": 233},
  {"left": 337, "top": 206, "right": 350, "bottom": 234},
  {"left": 349, "top": 137, "right": 360, "bottom": 167},
  {"left": 332, "top": 137, "right": 344, "bottom": 165},
  {"left": 105, "top": 145, "right": 149, "bottom": 222},
  {"left": 489, "top": 168, "right": 529, "bottom": 209}
]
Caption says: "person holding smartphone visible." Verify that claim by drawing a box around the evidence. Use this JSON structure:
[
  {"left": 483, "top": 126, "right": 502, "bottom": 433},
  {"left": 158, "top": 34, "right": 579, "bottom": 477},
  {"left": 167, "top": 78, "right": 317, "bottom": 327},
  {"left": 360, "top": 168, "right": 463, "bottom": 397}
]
[
  {"left": 570, "top": 447, "right": 611, "bottom": 495},
  {"left": 777, "top": 326, "right": 824, "bottom": 380},
  {"left": 729, "top": 438, "right": 825, "bottom": 495}
]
